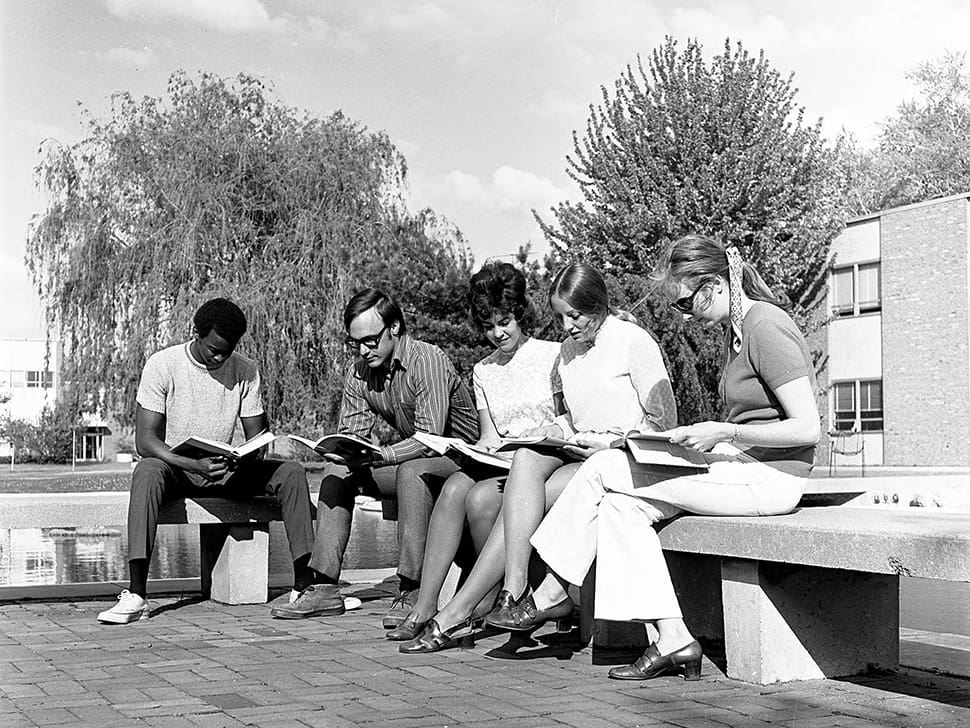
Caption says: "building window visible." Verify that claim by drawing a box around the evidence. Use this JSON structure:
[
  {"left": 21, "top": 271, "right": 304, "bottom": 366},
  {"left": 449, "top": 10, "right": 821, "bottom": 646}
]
[
  {"left": 832, "top": 379, "right": 883, "bottom": 432},
  {"left": 859, "top": 380, "right": 883, "bottom": 431},
  {"left": 9, "top": 370, "right": 26, "bottom": 388},
  {"left": 26, "top": 370, "right": 53, "bottom": 389},
  {"left": 831, "top": 262, "right": 881, "bottom": 317},
  {"left": 831, "top": 267, "right": 855, "bottom": 317}
]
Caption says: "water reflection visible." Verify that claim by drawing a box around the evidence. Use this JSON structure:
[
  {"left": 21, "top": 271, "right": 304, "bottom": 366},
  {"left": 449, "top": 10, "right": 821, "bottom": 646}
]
[{"left": 0, "top": 508, "right": 399, "bottom": 586}]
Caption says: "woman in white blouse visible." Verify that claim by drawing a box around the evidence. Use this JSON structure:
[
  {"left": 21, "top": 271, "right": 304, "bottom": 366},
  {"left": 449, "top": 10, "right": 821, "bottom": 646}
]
[
  {"left": 387, "top": 261, "right": 560, "bottom": 642},
  {"left": 399, "top": 262, "right": 676, "bottom": 652}
]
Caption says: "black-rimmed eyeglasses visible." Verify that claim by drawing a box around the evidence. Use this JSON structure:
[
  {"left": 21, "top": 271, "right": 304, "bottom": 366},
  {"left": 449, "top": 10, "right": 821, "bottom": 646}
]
[{"left": 345, "top": 324, "right": 388, "bottom": 351}]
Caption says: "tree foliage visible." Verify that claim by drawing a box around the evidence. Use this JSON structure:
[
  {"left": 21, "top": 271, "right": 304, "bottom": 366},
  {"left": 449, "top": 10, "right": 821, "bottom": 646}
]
[
  {"left": 850, "top": 51, "right": 970, "bottom": 214},
  {"left": 538, "top": 38, "right": 848, "bottom": 423},
  {"left": 0, "top": 405, "right": 75, "bottom": 464},
  {"left": 27, "top": 71, "right": 477, "bottom": 433}
]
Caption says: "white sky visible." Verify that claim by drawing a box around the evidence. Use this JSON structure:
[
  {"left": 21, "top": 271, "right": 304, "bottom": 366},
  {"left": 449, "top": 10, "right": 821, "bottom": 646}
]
[{"left": 2, "top": 0, "right": 969, "bottom": 338}]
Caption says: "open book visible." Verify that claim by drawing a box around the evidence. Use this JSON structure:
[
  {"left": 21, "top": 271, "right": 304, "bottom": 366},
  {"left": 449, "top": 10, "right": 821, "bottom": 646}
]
[
  {"left": 287, "top": 433, "right": 382, "bottom": 460},
  {"left": 495, "top": 429, "right": 708, "bottom": 470},
  {"left": 495, "top": 431, "right": 625, "bottom": 453},
  {"left": 625, "top": 431, "right": 708, "bottom": 469},
  {"left": 412, "top": 432, "right": 514, "bottom": 471},
  {"left": 170, "top": 430, "right": 277, "bottom": 460}
]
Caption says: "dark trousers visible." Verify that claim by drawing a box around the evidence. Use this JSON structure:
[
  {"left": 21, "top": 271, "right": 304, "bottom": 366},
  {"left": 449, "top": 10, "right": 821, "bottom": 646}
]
[
  {"left": 309, "top": 455, "right": 459, "bottom": 582},
  {"left": 127, "top": 457, "right": 314, "bottom": 564}
]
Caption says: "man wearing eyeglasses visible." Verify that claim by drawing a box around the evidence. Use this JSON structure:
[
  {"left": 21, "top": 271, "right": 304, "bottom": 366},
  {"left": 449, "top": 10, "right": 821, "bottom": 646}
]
[{"left": 272, "top": 288, "right": 479, "bottom": 626}]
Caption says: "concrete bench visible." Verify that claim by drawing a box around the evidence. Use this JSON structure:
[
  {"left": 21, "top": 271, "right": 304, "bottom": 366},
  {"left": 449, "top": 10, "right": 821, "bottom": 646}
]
[
  {"left": 0, "top": 492, "right": 298, "bottom": 606},
  {"left": 157, "top": 496, "right": 290, "bottom": 605},
  {"left": 580, "top": 505, "right": 970, "bottom": 684}
]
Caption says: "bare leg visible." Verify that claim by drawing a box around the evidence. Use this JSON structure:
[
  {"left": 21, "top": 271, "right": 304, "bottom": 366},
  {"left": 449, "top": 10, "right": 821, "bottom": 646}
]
[
  {"left": 407, "top": 471, "right": 477, "bottom": 622},
  {"left": 465, "top": 478, "right": 502, "bottom": 551},
  {"left": 521, "top": 461, "right": 583, "bottom": 610},
  {"left": 433, "top": 461, "right": 579, "bottom": 631},
  {"left": 431, "top": 507, "right": 508, "bottom": 631},
  {"left": 500, "top": 449, "right": 567, "bottom": 598},
  {"left": 653, "top": 618, "right": 694, "bottom": 654}
]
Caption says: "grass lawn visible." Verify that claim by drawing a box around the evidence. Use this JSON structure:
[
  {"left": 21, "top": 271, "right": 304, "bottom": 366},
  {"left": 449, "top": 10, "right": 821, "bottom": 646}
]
[{"left": 0, "top": 458, "right": 326, "bottom": 493}]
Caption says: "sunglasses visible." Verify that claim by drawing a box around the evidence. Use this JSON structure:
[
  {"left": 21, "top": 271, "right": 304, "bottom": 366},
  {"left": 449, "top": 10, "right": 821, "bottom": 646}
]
[
  {"left": 670, "top": 280, "right": 711, "bottom": 314},
  {"left": 345, "top": 324, "right": 388, "bottom": 351}
]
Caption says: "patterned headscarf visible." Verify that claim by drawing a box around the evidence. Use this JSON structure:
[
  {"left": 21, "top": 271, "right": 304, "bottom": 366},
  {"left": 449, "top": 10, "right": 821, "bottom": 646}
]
[{"left": 725, "top": 246, "right": 745, "bottom": 353}]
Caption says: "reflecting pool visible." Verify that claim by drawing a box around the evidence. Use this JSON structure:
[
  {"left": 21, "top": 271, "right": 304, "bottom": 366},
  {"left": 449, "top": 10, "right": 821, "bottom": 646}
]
[{"left": 0, "top": 506, "right": 398, "bottom": 586}]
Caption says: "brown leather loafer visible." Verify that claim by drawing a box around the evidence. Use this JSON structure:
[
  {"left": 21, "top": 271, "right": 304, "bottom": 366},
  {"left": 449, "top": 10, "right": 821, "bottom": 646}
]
[
  {"left": 488, "top": 593, "right": 574, "bottom": 632},
  {"left": 608, "top": 640, "right": 702, "bottom": 681},
  {"left": 386, "top": 612, "right": 428, "bottom": 641}
]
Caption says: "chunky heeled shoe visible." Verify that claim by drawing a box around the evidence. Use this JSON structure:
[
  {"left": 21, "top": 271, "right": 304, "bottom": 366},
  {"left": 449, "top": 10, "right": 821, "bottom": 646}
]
[
  {"left": 488, "top": 594, "right": 574, "bottom": 632},
  {"left": 483, "top": 589, "right": 525, "bottom": 628},
  {"left": 386, "top": 612, "right": 428, "bottom": 641},
  {"left": 398, "top": 617, "right": 475, "bottom": 654},
  {"left": 608, "top": 640, "right": 702, "bottom": 681}
]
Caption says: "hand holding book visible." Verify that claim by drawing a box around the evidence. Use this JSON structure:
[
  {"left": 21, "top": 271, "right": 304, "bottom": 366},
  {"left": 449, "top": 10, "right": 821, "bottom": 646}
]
[
  {"left": 287, "top": 433, "right": 382, "bottom": 467},
  {"left": 663, "top": 421, "right": 736, "bottom": 454}
]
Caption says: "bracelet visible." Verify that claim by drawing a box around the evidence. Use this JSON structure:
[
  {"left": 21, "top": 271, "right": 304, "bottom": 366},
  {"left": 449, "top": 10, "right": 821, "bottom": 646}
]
[{"left": 730, "top": 424, "right": 741, "bottom": 443}]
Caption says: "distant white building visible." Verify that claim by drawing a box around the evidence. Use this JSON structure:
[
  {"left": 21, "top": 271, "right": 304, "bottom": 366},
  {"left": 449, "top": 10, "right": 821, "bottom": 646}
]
[
  {"left": 0, "top": 337, "right": 114, "bottom": 461},
  {"left": 0, "top": 338, "right": 59, "bottom": 420}
]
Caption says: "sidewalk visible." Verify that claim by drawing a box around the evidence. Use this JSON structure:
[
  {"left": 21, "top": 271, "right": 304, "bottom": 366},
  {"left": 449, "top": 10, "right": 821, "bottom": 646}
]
[{"left": 2, "top": 587, "right": 968, "bottom": 728}]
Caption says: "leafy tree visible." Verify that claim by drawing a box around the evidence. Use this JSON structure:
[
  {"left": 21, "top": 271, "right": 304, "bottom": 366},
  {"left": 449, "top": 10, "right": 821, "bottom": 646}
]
[
  {"left": 538, "top": 38, "right": 848, "bottom": 422},
  {"left": 28, "top": 405, "right": 76, "bottom": 463},
  {"left": 0, "top": 406, "right": 74, "bottom": 464},
  {"left": 27, "top": 71, "right": 474, "bottom": 434},
  {"left": 851, "top": 51, "right": 970, "bottom": 214}
]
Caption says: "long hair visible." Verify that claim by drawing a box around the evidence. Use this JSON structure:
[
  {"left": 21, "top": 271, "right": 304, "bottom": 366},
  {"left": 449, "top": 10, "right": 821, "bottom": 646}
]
[
  {"left": 468, "top": 261, "right": 536, "bottom": 332},
  {"left": 550, "top": 262, "right": 638, "bottom": 324},
  {"left": 653, "top": 234, "right": 789, "bottom": 309},
  {"left": 549, "top": 262, "right": 609, "bottom": 317}
]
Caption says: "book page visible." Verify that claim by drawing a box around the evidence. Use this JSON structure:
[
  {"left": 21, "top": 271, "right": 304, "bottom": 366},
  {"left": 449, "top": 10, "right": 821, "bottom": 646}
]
[
  {"left": 170, "top": 436, "right": 235, "bottom": 458},
  {"left": 412, "top": 431, "right": 462, "bottom": 455},
  {"left": 626, "top": 437, "right": 708, "bottom": 469},
  {"left": 233, "top": 430, "right": 276, "bottom": 457},
  {"left": 287, "top": 433, "right": 380, "bottom": 458},
  {"left": 450, "top": 441, "right": 513, "bottom": 471},
  {"left": 495, "top": 435, "right": 571, "bottom": 452}
]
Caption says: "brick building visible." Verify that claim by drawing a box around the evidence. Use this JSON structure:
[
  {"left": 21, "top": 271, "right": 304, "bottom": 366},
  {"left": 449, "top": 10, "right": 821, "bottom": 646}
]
[{"left": 827, "top": 191, "right": 970, "bottom": 466}]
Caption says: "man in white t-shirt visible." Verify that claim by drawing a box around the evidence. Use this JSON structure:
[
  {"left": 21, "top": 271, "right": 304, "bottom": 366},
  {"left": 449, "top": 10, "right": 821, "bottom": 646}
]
[{"left": 97, "top": 298, "right": 322, "bottom": 624}]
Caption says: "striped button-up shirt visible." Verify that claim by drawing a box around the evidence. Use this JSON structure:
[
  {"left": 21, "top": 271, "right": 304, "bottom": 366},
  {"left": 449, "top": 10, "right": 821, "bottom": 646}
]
[{"left": 338, "top": 334, "right": 479, "bottom": 464}]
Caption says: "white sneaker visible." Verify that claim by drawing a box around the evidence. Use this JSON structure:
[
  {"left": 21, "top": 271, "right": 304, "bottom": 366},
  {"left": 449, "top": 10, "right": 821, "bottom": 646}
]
[{"left": 97, "top": 590, "right": 148, "bottom": 624}]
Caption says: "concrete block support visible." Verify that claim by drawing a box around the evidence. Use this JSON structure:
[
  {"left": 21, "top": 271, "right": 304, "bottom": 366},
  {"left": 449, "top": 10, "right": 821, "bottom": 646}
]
[
  {"left": 200, "top": 523, "right": 270, "bottom": 605},
  {"left": 721, "top": 558, "right": 899, "bottom": 684}
]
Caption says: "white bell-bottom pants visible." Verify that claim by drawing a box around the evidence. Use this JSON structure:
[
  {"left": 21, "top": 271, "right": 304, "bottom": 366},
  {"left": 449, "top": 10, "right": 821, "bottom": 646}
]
[{"left": 530, "top": 445, "right": 806, "bottom": 621}]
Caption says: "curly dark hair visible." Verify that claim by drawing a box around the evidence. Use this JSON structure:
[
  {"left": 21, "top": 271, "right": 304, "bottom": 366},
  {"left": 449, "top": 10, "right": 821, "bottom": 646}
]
[
  {"left": 193, "top": 298, "right": 247, "bottom": 342},
  {"left": 468, "top": 261, "right": 536, "bottom": 332}
]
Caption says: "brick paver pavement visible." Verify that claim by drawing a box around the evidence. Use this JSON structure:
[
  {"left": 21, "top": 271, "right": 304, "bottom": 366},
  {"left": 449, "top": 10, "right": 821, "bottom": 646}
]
[{"left": 1, "top": 590, "right": 968, "bottom": 728}]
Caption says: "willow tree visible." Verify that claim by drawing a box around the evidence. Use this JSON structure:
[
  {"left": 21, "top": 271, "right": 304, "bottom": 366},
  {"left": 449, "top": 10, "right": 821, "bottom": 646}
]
[
  {"left": 538, "top": 38, "right": 849, "bottom": 423},
  {"left": 27, "top": 71, "right": 475, "bottom": 432}
]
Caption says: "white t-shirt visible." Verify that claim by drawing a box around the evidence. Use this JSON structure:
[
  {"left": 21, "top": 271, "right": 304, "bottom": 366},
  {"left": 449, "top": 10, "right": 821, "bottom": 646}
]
[
  {"left": 555, "top": 315, "right": 677, "bottom": 436},
  {"left": 472, "top": 337, "right": 560, "bottom": 437},
  {"left": 136, "top": 342, "right": 264, "bottom": 447}
]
